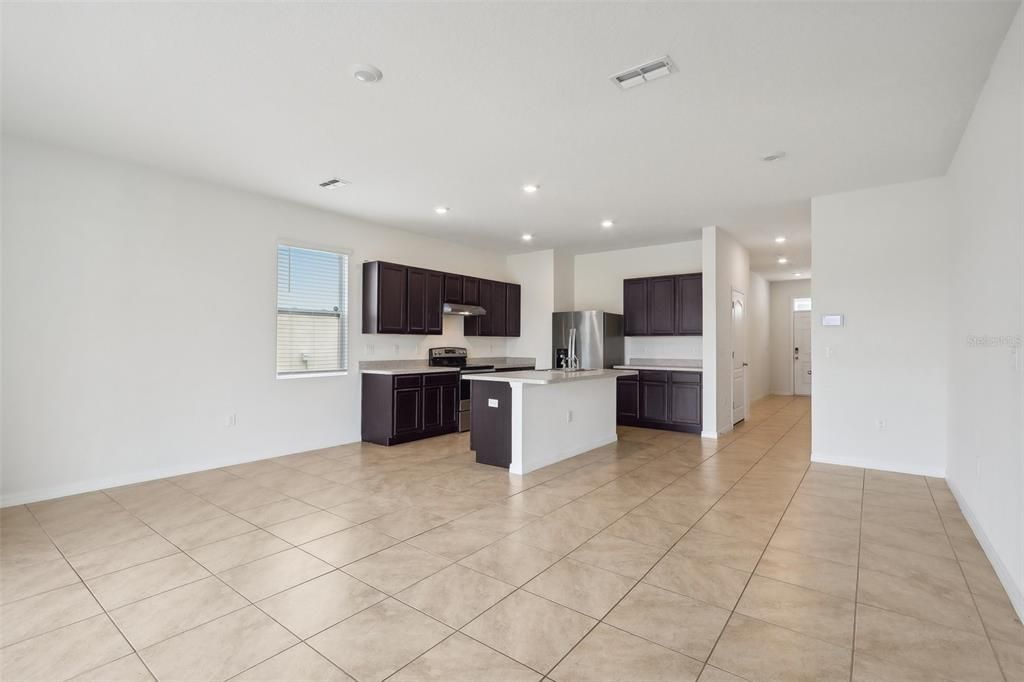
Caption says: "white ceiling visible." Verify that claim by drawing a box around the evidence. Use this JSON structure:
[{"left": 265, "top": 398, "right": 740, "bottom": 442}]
[{"left": 3, "top": 2, "right": 1018, "bottom": 279}]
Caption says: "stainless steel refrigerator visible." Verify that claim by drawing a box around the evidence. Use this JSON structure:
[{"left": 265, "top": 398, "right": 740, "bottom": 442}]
[{"left": 552, "top": 311, "right": 624, "bottom": 369}]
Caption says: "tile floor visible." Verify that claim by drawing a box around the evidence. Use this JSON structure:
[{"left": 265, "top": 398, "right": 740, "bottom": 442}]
[{"left": 1, "top": 395, "right": 1021, "bottom": 681}]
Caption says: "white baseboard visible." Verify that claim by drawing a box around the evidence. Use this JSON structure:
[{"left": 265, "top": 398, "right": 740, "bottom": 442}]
[
  {"left": 809, "top": 452, "right": 946, "bottom": 478},
  {"left": 701, "top": 431, "right": 720, "bottom": 439},
  {"left": 947, "top": 478, "right": 1024, "bottom": 622}
]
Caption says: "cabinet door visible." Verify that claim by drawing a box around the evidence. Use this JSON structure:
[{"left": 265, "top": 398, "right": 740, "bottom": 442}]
[
  {"left": 406, "top": 267, "right": 428, "bottom": 334},
  {"left": 617, "top": 377, "right": 639, "bottom": 421},
  {"left": 422, "top": 385, "right": 442, "bottom": 430},
  {"left": 490, "top": 282, "right": 507, "bottom": 337},
  {"left": 675, "top": 274, "right": 703, "bottom": 335},
  {"left": 463, "top": 277, "right": 480, "bottom": 305},
  {"left": 377, "top": 263, "right": 408, "bottom": 334},
  {"left": 393, "top": 388, "right": 421, "bottom": 435},
  {"left": 647, "top": 276, "right": 676, "bottom": 335},
  {"left": 640, "top": 380, "right": 670, "bottom": 423},
  {"left": 441, "top": 384, "right": 458, "bottom": 429},
  {"left": 477, "top": 280, "right": 493, "bottom": 336},
  {"left": 623, "top": 278, "right": 648, "bottom": 336},
  {"left": 443, "top": 274, "right": 463, "bottom": 304},
  {"left": 505, "top": 283, "right": 521, "bottom": 337},
  {"left": 426, "top": 271, "right": 443, "bottom": 335},
  {"left": 670, "top": 382, "right": 702, "bottom": 426}
]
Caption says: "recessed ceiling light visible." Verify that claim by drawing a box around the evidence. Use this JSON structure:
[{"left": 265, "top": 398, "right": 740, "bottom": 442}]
[
  {"left": 521, "top": 234, "right": 533, "bottom": 242},
  {"left": 777, "top": 257, "right": 788, "bottom": 264},
  {"left": 318, "top": 178, "right": 350, "bottom": 188},
  {"left": 793, "top": 272, "right": 802, "bottom": 277},
  {"left": 434, "top": 206, "right": 449, "bottom": 215},
  {"left": 774, "top": 236, "right": 786, "bottom": 244},
  {"left": 601, "top": 219, "right": 614, "bottom": 229},
  {"left": 522, "top": 184, "right": 539, "bottom": 194},
  {"left": 351, "top": 64, "right": 383, "bottom": 83},
  {"left": 761, "top": 151, "right": 787, "bottom": 162}
]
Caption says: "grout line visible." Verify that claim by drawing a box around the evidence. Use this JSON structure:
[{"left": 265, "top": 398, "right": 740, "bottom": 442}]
[{"left": 849, "top": 466, "right": 866, "bottom": 681}]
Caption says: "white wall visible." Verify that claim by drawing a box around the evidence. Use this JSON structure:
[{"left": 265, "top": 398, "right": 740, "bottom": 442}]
[
  {"left": 552, "top": 249, "right": 575, "bottom": 313},
  {"left": 769, "top": 279, "right": 813, "bottom": 395},
  {"left": 747, "top": 272, "right": 770, "bottom": 401},
  {"left": 506, "top": 250, "right": 555, "bottom": 370},
  {"left": 945, "top": 5, "right": 1023, "bottom": 618},
  {"left": 574, "top": 240, "right": 703, "bottom": 361},
  {"left": 1, "top": 136, "right": 517, "bottom": 505},
  {"left": 811, "top": 177, "right": 952, "bottom": 477}
]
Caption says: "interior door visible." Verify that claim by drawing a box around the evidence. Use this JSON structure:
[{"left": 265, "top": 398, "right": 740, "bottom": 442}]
[
  {"left": 731, "top": 290, "right": 747, "bottom": 424},
  {"left": 793, "top": 310, "right": 812, "bottom": 395}
]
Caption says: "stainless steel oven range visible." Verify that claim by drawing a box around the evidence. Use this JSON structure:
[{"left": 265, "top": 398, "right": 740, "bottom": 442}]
[{"left": 428, "top": 347, "right": 494, "bottom": 432}]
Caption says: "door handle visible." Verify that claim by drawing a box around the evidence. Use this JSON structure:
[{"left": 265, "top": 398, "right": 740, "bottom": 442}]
[{"left": 742, "top": 362, "right": 749, "bottom": 367}]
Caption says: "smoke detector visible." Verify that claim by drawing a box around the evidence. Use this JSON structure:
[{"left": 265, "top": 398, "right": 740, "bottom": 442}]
[
  {"left": 319, "top": 178, "right": 351, "bottom": 188},
  {"left": 611, "top": 57, "right": 673, "bottom": 90},
  {"left": 351, "top": 64, "right": 383, "bottom": 83}
]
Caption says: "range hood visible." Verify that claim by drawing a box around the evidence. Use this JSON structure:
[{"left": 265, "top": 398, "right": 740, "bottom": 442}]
[{"left": 443, "top": 302, "right": 487, "bottom": 316}]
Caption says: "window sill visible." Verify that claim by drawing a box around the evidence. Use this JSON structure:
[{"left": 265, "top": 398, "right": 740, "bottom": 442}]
[{"left": 276, "top": 371, "right": 349, "bottom": 380}]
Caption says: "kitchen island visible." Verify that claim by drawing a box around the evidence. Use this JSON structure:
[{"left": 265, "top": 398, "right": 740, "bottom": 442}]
[{"left": 463, "top": 369, "right": 638, "bottom": 474}]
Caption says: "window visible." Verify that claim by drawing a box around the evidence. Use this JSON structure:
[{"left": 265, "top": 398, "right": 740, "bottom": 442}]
[
  {"left": 793, "top": 297, "right": 812, "bottom": 312},
  {"left": 276, "top": 245, "right": 348, "bottom": 376}
]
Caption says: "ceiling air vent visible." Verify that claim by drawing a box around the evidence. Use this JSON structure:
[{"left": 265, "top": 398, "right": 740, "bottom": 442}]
[
  {"left": 611, "top": 56, "right": 673, "bottom": 90},
  {"left": 319, "top": 178, "right": 351, "bottom": 189}
]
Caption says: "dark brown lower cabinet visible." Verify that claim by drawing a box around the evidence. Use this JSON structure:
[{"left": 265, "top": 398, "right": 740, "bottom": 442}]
[
  {"left": 471, "top": 380, "right": 512, "bottom": 469},
  {"left": 617, "top": 370, "right": 702, "bottom": 433},
  {"left": 362, "top": 372, "right": 459, "bottom": 445}
]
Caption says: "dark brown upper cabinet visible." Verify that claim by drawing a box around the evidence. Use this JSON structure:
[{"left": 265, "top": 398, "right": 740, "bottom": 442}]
[
  {"left": 490, "top": 281, "right": 508, "bottom": 337},
  {"left": 675, "top": 274, "right": 702, "bottom": 335},
  {"left": 363, "top": 261, "right": 407, "bottom": 334},
  {"left": 506, "top": 284, "right": 521, "bottom": 337},
  {"left": 443, "top": 274, "right": 463, "bottom": 304},
  {"left": 426, "top": 270, "right": 443, "bottom": 334},
  {"left": 462, "top": 277, "right": 480, "bottom": 305},
  {"left": 623, "top": 278, "right": 649, "bottom": 335},
  {"left": 647, "top": 276, "right": 676, "bottom": 335},
  {"left": 406, "top": 267, "right": 429, "bottom": 334},
  {"left": 623, "top": 272, "right": 702, "bottom": 336}
]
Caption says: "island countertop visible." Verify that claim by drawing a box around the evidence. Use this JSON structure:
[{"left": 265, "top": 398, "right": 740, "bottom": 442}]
[
  {"left": 613, "top": 359, "right": 703, "bottom": 372},
  {"left": 462, "top": 369, "right": 637, "bottom": 385}
]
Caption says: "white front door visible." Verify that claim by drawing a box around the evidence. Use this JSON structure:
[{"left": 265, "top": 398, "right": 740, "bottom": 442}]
[
  {"left": 793, "top": 310, "right": 812, "bottom": 395},
  {"left": 731, "top": 290, "right": 747, "bottom": 424}
]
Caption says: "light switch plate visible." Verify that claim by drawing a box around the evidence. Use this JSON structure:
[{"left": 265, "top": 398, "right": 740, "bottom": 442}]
[
  {"left": 821, "top": 314, "right": 844, "bottom": 327},
  {"left": 488, "top": 398, "right": 499, "bottom": 408}
]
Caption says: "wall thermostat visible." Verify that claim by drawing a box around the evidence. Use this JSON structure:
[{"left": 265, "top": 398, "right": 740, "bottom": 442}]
[{"left": 821, "top": 314, "right": 844, "bottom": 327}]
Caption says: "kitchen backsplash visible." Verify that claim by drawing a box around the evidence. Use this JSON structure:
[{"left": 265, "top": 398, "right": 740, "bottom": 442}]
[
  {"left": 356, "top": 314, "right": 507, "bottom": 361},
  {"left": 625, "top": 335, "right": 702, "bottom": 361}
]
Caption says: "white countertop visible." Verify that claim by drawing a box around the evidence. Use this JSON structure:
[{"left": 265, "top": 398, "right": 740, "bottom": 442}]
[
  {"left": 360, "top": 366, "right": 459, "bottom": 376},
  {"left": 614, "top": 359, "right": 703, "bottom": 372},
  {"left": 359, "top": 357, "right": 536, "bottom": 376},
  {"left": 462, "top": 369, "right": 637, "bottom": 385}
]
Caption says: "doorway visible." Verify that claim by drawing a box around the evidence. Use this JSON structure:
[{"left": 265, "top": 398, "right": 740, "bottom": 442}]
[
  {"left": 731, "top": 289, "right": 747, "bottom": 424},
  {"left": 792, "top": 297, "right": 812, "bottom": 395}
]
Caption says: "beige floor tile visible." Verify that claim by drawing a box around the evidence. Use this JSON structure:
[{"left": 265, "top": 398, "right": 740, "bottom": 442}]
[
  {"left": 524, "top": 557, "right": 636, "bottom": 619},
  {"left": 265, "top": 510, "right": 356, "bottom": 545},
  {"left": 990, "top": 637, "right": 1024, "bottom": 682},
  {"left": 859, "top": 541, "right": 969, "bottom": 595},
  {"left": 852, "top": 652, "right": 956, "bottom": 682},
  {"left": 768, "top": 525, "right": 860, "bottom": 566},
  {"left": 693, "top": 509, "right": 778, "bottom": 544},
  {"left": 366, "top": 507, "right": 450, "bottom": 540},
  {"left": 390, "top": 632, "right": 540, "bottom": 682},
  {"left": 672, "top": 528, "right": 765, "bottom": 572},
  {"left": 604, "top": 512, "right": 689, "bottom": 550},
  {"left": 458, "top": 537, "right": 562, "bottom": 586},
  {"left": 644, "top": 553, "right": 750, "bottom": 609},
  {"left": 69, "top": 654, "right": 155, "bottom": 681},
  {"left": 958, "top": 558, "right": 1008, "bottom": 600},
  {"left": 187, "top": 529, "right": 291, "bottom": 573},
  {"left": 86, "top": 553, "right": 209, "bottom": 610},
  {"left": 0, "top": 614, "right": 132, "bottom": 682},
  {"left": 256, "top": 570, "right": 386, "bottom": 638},
  {"left": 405, "top": 520, "right": 506, "bottom": 561},
  {"left": 0, "top": 583, "right": 102, "bottom": 647},
  {"left": 327, "top": 495, "right": 409, "bottom": 524},
  {"left": 860, "top": 520, "right": 955, "bottom": 560},
  {"left": 861, "top": 504, "right": 945, "bottom": 534},
  {"left": 231, "top": 643, "right": 353, "bottom": 681},
  {"left": 397, "top": 564, "right": 514, "bottom": 628},
  {"left": 160, "top": 514, "right": 258, "bottom": 550},
  {"left": 109, "top": 576, "right": 247, "bottom": 649},
  {"left": 301, "top": 525, "right": 400, "bottom": 567},
  {"left": 854, "top": 603, "right": 1003, "bottom": 682},
  {"left": 51, "top": 515, "right": 155, "bottom": 556},
  {"left": 778, "top": 506, "right": 861, "bottom": 538},
  {"left": 755, "top": 546, "right": 858, "bottom": 600},
  {"left": 450, "top": 504, "right": 540, "bottom": 535},
  {"left": 736, "top": 574, "right": 855, "bottom": 647},
  {"left": 857, "top": 566, "right": 983, "bottom": 635},
  {"left": 235, "top": 498, "right": 320, "bottom": 527},
  {"left": 709, "top": 613, "right": 851, "bottom": 682},
  {"left": 545, "top": 498, "right": 628, "bottom": 531},
  {"left": 140, "top": 606, "right": 297, "bottom": 681},
  {"left": 67, "top": 534, "right": 179, "bottom": 579},
  {"left": 550, "top": 623, "right": 702, "bottom": 682},
  {"left": 698, "top": 665, "right": 747, "bottom": 682},
  {"left": 219, "top": 547, "right": 333, "bottom": 600},
  {"left": 0, "top": 556, "right": 80, "bottom": 604},
  {"left": 462, "top": 590, "right": 596, "bottom": 674},
  {"left": 308, "top": 599, "right": 452, "bottom": 682},
  {"left": 605, "top": 582, "right": 731, "bottom": 661},
  {"left": 568, "top": 532, "right": 664, "bottom": 579},
  {"left": 973, "top": 590, "right": 1024, "bottom": 644},
  {"left": 198, "top": 480, "right": 290, "bottom": 513},
  {"left": 342, "top": 543, "right": 450, "bottom": 594},
  {"left": 507, "top": 516, "right": 598, "bottom": 556}
]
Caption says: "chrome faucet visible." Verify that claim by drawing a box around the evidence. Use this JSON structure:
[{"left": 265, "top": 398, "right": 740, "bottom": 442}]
[{"left": 565, "top": 327, "right": 580, "bottom": 371}]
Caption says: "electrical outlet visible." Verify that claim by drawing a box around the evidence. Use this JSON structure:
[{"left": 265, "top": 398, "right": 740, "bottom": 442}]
[
  {"left": 225, "top": 413, "right": 237, "bottom": 428},
  {"left": 876, "top": 419, "right": 886, "bottom": 431},
  {"left": 365, "top": 344, "right": 375, "bottom": 355},
  {"left": 393, "top": 344, "right": 400, "bottom": 354}
]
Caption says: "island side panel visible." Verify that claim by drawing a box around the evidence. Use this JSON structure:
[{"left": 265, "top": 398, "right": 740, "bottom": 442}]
[
  {"left": 470, "top": 380, "right": 513, "bottom": 469},
  {"left": 519, "top": 378, "right": 618, "bottom": 474}
]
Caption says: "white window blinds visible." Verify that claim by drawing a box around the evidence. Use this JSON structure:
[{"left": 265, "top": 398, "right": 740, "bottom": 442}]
[{"left": 276, "top": 245, "right": 348, "bottom": 376}]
